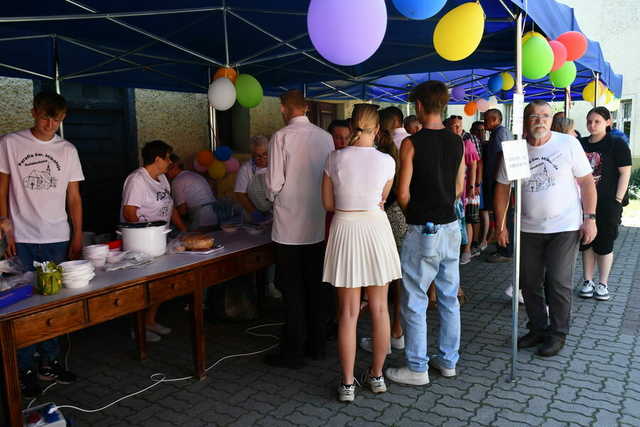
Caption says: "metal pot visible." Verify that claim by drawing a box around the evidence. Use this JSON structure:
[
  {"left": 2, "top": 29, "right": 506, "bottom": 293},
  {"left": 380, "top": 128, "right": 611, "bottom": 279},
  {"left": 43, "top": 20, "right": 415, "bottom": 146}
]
[{"left": 117, "top": 221, "right": 171, "bottom": 257}]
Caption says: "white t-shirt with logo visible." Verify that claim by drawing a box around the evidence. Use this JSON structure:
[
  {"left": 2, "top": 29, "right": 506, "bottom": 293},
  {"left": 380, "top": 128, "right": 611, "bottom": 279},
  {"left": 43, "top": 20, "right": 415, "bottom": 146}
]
[
  {"left": 234, "top": 160, "right": 267, "bottom": 194},
  {"left": 171, "top": 170, "right": 217, "bottom": 227},
  {"left": 497, "top": 132, "right": 592, "bottom": 234},
  {"left": 0, "top": 129, "right": 84, "bottom": 243},
  {"left": 121, "top": 167, "right": 173, "bottom": 223}
]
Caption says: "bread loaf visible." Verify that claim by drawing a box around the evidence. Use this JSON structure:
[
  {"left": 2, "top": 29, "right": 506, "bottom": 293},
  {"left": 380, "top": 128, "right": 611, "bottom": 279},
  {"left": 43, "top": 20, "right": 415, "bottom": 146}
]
[{"left": 182, "top": 234, "right": 214, "bottom": 250}]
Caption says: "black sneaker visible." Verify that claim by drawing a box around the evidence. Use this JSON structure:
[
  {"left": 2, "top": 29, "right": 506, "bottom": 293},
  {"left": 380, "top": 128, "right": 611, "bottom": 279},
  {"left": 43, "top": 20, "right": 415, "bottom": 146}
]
[
  {"left": 20, "top": 370, "right": 42, "bottom": 398},
  {"left": 39, "top": 360, "right": 77, "bottom": 384}
]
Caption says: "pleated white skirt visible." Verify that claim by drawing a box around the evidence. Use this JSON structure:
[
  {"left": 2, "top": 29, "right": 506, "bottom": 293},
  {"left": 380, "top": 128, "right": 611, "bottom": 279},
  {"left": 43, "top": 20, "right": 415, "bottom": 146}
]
[{"left": 323, "top": 209, "right": 402, "bottom": 288}]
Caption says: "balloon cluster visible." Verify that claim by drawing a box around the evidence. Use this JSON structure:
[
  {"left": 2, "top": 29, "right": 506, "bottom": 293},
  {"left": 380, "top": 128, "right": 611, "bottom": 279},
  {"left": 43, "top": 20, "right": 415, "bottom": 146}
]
[
  {"left": 582, "top": 80, "right": 618, "bottom": 109},
  {"left": 522, "top": 31, "right": 587, "bottom": 88},
  {"left": 460, "top": 72, "right": 512, "bottom": 115},
  {"left": 193, "top": 146, "right": 240, "bottom": 180},
  {"left": 207, "top": 67, "right": 263, "bottom": 111}
]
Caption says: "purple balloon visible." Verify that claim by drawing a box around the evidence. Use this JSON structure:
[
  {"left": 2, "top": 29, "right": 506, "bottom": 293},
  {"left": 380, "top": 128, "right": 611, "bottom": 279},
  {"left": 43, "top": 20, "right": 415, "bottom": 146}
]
[
  {"left": 451, "top": 86, "right": 465, "bottom": 101},
  {"left": 307, "top": 0, "right": 387, "bottom": 66}
]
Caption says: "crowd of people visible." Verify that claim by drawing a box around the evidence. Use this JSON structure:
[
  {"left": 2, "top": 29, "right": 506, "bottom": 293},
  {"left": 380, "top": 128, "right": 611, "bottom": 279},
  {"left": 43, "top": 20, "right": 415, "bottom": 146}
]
[{"left": 0, "top": 85, "right": 632, "bottom": 402}]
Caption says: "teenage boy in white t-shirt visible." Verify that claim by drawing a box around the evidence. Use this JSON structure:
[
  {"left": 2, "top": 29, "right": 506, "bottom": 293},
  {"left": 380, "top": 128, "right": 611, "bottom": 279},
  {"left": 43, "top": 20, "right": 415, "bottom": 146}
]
[{"left": 0, "top": 91, "right": 83, "bottom": 397}]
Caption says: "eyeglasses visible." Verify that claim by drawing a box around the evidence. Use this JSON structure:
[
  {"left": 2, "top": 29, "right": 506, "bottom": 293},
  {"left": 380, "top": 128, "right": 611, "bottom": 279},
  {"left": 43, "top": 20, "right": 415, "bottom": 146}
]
[
  {"left": 528, "top": 114, "right": 551, "bottom": 121},
  {"left": 254, "top": 153, "right": 268, "bottom": 160}
]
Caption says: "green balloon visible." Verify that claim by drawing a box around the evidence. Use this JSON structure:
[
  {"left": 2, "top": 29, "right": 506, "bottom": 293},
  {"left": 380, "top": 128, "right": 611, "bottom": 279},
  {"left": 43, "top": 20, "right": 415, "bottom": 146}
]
[
  {"left": 549, "top": 61, "right": 577, "bottom": 88},
  {"left": 235, "top": 74, "right": 263, "bottom": 108},
  {"left": 522, "top": 37, "right": 554, "bottom": 80}
]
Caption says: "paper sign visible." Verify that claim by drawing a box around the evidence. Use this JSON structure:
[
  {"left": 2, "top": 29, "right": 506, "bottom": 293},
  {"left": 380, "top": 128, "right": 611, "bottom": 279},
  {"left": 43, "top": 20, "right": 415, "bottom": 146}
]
[
  {"left": 511, "top": 93, "right": 524, "bottom": 137},
  {"left": 501, "top": 139, "right": 530, "bottom": 181}
]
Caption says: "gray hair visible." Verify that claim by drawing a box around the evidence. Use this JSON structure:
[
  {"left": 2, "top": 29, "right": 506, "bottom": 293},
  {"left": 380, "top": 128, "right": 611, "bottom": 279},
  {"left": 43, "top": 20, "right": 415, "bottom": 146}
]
[
  {"left": 250, "top": 135, "right": 269, "bottom": 152},
  {"left": 551, "top": 117, "right": 575, "bottom": 134}
]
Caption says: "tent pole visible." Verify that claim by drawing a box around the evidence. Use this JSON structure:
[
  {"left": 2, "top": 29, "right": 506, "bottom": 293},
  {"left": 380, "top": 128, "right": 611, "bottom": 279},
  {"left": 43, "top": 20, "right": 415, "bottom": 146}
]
[
  {"left": 564, "top": 86, "right": 571, "bottom": 116},
  {"left": 594, "top": 73, "right": 600, "bottom": 107},
  {"left": 223, "top": 0, "right": 230, "bottom": 66},
  {"left": 53, "top": 37, "right": 64, "bottom": 139},
  {"left": 207, "top": 67, "right": 216, "bottom": 152},
  {"left": 510, "top": 11, "right": 524, "bottom": 384}
]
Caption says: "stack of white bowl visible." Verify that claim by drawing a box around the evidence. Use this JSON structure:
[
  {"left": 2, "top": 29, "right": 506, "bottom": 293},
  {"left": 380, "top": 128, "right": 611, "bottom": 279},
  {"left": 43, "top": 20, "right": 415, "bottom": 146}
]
[
  {"left": 59, "top": 260, "right": 95, "bottom": 289},
  {"left": 83, "top": 244, "right": 109, "bottom": 268}
]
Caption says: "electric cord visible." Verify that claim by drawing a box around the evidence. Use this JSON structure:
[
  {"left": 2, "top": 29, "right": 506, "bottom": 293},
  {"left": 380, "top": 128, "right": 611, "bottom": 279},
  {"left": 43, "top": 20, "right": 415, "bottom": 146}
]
[{"left": 28, "top": 322, "right": 283, "bottom": 416}]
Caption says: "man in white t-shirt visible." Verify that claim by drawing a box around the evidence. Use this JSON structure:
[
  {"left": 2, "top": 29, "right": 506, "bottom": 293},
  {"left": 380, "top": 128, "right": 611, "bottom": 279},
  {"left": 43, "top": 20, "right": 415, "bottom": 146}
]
[
  {"left": 166, "top": 154, "right": 217, "bottom": 231},
  {"left": 494, "top": 100, "right": 597, "bottom": 358},
  {"left": 381, "top": 106, "right": 410, "bottom": 150},
  {"left": 265, "top": 90, "right": 334, "bottom": 368},
  {"left": 0, "top": 92, "right": 83, "bottom": 396},
  {"left": 234, "top": 135, "right": 270, "bottom": 223}
]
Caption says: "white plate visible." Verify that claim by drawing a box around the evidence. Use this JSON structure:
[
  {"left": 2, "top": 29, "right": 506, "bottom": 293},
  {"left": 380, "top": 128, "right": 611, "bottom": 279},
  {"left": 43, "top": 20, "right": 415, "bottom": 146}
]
[{"left": 59, "top": 260, "right": 93, "bottom": 272}]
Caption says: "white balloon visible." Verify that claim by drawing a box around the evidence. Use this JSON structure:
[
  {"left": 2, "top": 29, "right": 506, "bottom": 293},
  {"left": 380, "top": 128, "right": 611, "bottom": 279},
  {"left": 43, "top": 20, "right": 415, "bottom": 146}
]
[
  {"left": 208, "top": 77, "right": 236, "bottom": 111},
  {"left": 606, "top": 98, "right": 621, "bottom": 112},
  {"left": 476, "top": 98, "right": 489, "bottom": 113},
  {"left": 488, "top": 96, "right": 498, "bottom": 107}
]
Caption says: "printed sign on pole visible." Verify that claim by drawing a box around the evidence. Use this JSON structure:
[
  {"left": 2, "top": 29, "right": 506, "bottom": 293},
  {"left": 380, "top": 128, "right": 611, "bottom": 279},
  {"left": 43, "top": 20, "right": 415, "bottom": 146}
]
[{"left": 501, "top": 139, "right": 530, "bottom": 181}]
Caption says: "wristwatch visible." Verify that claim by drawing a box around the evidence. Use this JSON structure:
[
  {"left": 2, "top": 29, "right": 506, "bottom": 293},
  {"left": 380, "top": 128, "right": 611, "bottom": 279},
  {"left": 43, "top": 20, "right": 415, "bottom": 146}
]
[{"left": 583, "top": 213, "right": 596, "bottom": 220}]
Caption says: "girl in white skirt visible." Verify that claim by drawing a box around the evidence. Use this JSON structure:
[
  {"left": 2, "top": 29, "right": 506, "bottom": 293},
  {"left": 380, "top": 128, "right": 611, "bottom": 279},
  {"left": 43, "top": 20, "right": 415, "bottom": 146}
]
[{"left": 322, "top": 104, "right": 402, "bottom": 402}]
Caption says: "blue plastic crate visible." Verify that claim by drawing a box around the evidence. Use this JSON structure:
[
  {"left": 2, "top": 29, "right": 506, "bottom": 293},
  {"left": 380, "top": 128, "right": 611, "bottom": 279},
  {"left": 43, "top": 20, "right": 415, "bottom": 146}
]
[{"left": 0, "top": 284, "right": 33, "bottom": 309}]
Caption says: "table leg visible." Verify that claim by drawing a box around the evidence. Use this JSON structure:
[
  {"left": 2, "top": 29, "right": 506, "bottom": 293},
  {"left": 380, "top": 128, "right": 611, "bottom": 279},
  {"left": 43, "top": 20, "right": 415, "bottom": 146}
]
[
  {"left": 134, "top": 311, "right": 147, "bottom": 361},
  {"left": 191, "top": 287, "right": 206, "bottom": 380},
  {"left": 0, "top": 321, "right": 23, "bottom": 427}
]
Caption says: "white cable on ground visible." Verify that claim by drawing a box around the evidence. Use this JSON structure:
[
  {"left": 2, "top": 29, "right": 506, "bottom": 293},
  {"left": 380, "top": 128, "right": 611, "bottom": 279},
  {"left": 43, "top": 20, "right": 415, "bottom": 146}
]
[{"left": 37, "top": 322, "right": 283, "bottom": 416}]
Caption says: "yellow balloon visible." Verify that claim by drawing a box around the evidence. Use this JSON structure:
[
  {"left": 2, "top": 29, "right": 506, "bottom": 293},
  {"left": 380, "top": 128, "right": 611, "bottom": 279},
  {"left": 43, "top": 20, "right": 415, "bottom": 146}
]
[
  {"left": 208, "top": 159, "right": 226, "bottom": 180},
  {"left": 434, "top": 2, "right": 485, "bottom": 61},
  {"left": 501, "top": 72, "right": 515, "bottom": 91},
  {"left": 522, "top": 31, "right": 544, "bottom": 44},
  {"left": 604, "top": 89, "right": 613, "bottom": 105},
  {"left": 582, "top": 80, "right": 606, "bottom": 103}
]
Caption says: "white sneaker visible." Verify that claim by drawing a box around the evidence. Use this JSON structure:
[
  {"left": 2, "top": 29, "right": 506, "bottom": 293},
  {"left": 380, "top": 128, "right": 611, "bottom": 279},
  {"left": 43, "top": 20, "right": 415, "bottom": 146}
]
[
  {"left": 594, "top": 283, "right": 610, "bottom": 301},
  {"left": 267, "top": 282, "right": 282, "bottom": 299},
  {"left": 131, "top": 329, "right": 161, "bottom": 343},
  {"left": 479, "top": 241, "right": 488, "bottom": 251},
  {"left": 147, "top": 323, "right": 172, "bottom": 335},
  {"left": 460, "top": 252, "right": 471, "bottom": 265},
  {"left": 428, "top": 357, "right": 456, "bottom": 377},
  {"left": 385, "top": 366, "right": 429, "bottom": 386},
  {"left": 337, "top": 383, "right": 356, "bottom": 402},
  {"left": 390, "top": 335, "right": 405, "bottom": 350},
  {"left": 579, "top": 280, "right": 595, "bottom": 298},
  {"left": 504, "top": 286, "right": 524, "bottom": 304},
  {"left": 359, "top": 337, "right": 391, "bottom": 354},
  {"left": 362, "top": 371, "right": 387, "bottom": 394}
]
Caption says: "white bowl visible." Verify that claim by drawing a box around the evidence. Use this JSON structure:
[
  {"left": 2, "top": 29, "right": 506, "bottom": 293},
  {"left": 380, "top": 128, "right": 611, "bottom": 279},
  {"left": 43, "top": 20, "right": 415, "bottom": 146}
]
[
  {"left": 63, "top": 278, "right": 92, "bottom": 289},
  {"left": 83, "top": 244, "right": 109, "bottom": 257},
  {"left": 63, "top": 270, "right": 95, "bottom": 281},
  {"left": 244, "top": 225, "right": 263, "bottom": 235},
  {"left": 59, "top": 260, "right": 93, "bottom": 272},
  {"left": 87, "top": 257, "right": 106, "bottom": 268},
  {"left": 221, "top": 223, "right": 240, "bottom": 233}
]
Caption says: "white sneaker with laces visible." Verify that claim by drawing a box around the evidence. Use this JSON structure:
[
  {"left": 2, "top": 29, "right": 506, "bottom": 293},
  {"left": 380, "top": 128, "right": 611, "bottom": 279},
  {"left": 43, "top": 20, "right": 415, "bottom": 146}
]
[
  {"left": 362, "top": 371, "right": 387, "bottom": 394},
  {"left": 131, "top": 329, "right": 161, "bottom": 342},
  {"left": 428, "top": 357, "right": 456, "bottom": 377},
  {"left": 594, "top": 283, "right": 610, "bottom": 301},
  {"left": 390, "top": 335, "right": 405, "bottom": 350},
  {"left": 385, "top": 366, "right": 429, "bottom": 386},
  {"left": 147, "top": 323, "right": 172, "bottom": 335},
  {"left": 460, "top": 252, "right": 471, "bottom": 265},
  {"left": 359, "top": 337, "right": 391, "bottom": 354},
  {"left": 337, "top": 383, "right": 356, "bottom": 402},
  {"left": 579, "top": 280, "right": 595, "bottom": 298}
]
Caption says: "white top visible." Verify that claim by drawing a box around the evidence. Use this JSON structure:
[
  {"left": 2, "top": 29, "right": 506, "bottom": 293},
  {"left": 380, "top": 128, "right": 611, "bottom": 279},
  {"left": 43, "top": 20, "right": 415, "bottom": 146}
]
[
  {"left": 497, "top": 132, "right": 592, "bottom": 233},
  {"left": 0, "top": 129, "right": 84, "bottom": 243},
  {"left": 121, "top": 167, "right": 173, "bottom": 223},
  {"left": 171, "top": 170, "right": 217, "bottom": 227},
  {"left": 392, "top": 127, "right": 411, "bottom": 150},
  {"left": 267, "top": 115, "right": 334, "bottom": 245},
  {"left": 234, "top": 160, "right": 267, "bottom": 193},
  {"left": 324, "top": 146, "right": 395, "bottom": 211}
]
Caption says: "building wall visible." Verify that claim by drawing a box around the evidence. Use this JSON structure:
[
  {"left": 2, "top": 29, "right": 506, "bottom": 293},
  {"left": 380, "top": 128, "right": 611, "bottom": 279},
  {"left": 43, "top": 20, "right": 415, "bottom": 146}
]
[
  {"left": 249, "top": 96, "right": 283, "bottom": 139},
  {"left": 0, "top": 77, "right": 34, "bottom": 135}
]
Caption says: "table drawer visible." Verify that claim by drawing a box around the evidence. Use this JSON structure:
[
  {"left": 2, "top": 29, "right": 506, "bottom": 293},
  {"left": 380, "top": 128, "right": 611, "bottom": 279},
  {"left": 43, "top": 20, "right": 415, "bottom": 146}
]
[
  {"left": 149, "top": 271, "right": 197, "bottom": 304},
  {"left": 14, "top": 302, "right": 85, "bottom": 348},
  {"left": 241, "top": 248, "right": 274, "bottom": 273},
  {"left": 200, "top": 258, "right": 239, "bottom": 287},
  {"left": 88, "top": 285, "right": 145, "bottom": 324}
]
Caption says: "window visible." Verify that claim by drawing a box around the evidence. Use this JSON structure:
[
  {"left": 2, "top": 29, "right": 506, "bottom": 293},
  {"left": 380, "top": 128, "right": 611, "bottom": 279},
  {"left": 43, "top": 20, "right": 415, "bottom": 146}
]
[{"left": 622, "top": 100, "right": 632, "bottom": 139}]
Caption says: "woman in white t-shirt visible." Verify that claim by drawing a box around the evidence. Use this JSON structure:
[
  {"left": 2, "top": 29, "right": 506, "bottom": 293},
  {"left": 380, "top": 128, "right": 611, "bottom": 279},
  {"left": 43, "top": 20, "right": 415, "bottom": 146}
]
[
  {"left": 322, "top": 104, "right": 402, "bottom": 402},
  {"left": 121, "top": 140, "right": 187, "bottom": 342}
]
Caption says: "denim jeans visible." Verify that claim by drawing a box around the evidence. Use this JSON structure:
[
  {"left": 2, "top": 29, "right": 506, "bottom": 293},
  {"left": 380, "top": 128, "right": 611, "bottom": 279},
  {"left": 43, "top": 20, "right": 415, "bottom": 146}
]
[
  {"left": 400, "top": 221, "right": 461, "bottom": 372},
  {"left": 16, "top": 241, "right": 69, "bottom": 371}
]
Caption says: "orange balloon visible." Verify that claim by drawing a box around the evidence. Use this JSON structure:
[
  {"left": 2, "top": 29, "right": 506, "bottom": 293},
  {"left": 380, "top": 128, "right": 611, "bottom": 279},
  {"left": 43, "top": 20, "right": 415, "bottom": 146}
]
[
  {"left": 213, "top": 67, "right": 237, "bottom": 84},
  {"left": 196, "top": 150, "right": 215, "bottom": 167},
  {"left": 464, "top": 101, "right": 477, "bottom": 116}
]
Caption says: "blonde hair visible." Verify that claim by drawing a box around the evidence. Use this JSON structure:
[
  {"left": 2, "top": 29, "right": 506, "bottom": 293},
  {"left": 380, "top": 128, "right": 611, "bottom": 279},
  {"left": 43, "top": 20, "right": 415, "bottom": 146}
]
[
  {"left": 349, "top": 104, "right": 380, "bottom": 146},
  {"left": 551, "top": 117, "right": 575, "bottom": 134}
]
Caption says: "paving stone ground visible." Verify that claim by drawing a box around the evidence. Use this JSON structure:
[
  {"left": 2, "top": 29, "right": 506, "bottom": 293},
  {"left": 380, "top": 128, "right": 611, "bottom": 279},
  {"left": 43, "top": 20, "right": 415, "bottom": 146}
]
[{"left": 4, "top": 226, "right": 640, "bottom": 426}]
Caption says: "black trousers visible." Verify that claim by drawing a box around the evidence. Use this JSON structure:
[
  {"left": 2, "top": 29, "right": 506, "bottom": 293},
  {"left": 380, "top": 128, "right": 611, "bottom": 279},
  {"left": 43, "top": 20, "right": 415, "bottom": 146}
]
[{"left": 275, "top": 242, "right": 331, "bottom": 361}]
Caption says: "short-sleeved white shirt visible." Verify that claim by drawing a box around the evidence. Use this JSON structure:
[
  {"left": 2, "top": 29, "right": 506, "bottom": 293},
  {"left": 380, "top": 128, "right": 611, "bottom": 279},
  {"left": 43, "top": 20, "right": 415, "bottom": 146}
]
[
  {"left": 392, "top": 127, "right": 411, "bottom": 150},
  {"left": 324, "top": 146, "right": 395, "bottom": 211},
  {"left": 234, "top": 161, "right": 267, "bottom": 194},
  {"left": 0, "top": 129, "right": 84, "bottom": 243},
  {"left": 497, "top": 132, "right": 592, "bottom": 233},
  {"left": 121, "top": 167, "right": 172, "bottom": 223},
  {"left": 171, "top": 170, "right": 217, "bottom": 227}
]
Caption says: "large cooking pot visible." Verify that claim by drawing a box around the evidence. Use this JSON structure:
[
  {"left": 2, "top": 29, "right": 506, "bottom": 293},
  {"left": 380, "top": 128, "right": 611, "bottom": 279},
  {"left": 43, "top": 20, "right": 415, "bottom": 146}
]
[{"left": 117, "top": 221, "right": 171, "bottom": 257}]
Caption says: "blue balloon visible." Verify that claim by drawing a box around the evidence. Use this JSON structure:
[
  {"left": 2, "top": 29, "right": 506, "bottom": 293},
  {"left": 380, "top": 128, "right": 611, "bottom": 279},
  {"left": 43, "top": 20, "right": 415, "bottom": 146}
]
[
  {"left": 488, "top": 74, "right": 504, "bottom": 94},
  {"left": 214, "top": 145, "right": 232, "bottom": 161},
  {"left": 392, "top": 0, "right": 447, "bottom": 20}
]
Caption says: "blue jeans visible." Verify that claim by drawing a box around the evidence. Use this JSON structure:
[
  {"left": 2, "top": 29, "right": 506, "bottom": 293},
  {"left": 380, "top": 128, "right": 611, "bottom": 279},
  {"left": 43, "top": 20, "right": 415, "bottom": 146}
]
[
  {"left": 400, "top": 222, "right": 461, "bottom": 372},
  {"left": 16, "top": 241, "right": 69, "bottom": 371}
]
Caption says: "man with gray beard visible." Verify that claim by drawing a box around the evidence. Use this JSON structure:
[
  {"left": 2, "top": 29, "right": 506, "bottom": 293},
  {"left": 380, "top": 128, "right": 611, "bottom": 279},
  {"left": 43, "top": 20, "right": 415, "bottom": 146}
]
[{"left": 494, "top": 100, "right": 597, "bottom": 357}]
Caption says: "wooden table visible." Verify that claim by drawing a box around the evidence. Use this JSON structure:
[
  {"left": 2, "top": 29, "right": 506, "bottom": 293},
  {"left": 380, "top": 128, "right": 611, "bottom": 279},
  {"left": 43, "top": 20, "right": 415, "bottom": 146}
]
[{"left": 0, "top": 229, "right": 274, "bottom": 427}]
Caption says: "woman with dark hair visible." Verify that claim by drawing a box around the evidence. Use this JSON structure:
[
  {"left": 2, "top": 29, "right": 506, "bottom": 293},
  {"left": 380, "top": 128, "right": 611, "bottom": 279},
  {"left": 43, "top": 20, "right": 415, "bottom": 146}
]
[{"left": 578, "top": 107, "right": 631, "bottom": 302}]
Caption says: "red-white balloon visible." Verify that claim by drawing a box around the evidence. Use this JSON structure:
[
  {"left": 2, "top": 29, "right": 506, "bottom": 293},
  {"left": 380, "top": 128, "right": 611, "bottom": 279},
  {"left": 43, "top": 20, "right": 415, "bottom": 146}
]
[{"left": 556, "top": 31, "right": 588, "bottom": 61}]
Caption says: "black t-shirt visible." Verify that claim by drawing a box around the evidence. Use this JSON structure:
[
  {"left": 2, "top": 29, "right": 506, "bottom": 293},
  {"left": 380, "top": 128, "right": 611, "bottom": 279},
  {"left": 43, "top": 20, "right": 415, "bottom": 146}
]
[
  {"left": 406, "top": 128, "right": 464, "bottom": 225},
  {"left": 580, "top": 133, "right": 632, "bottom": 205}
]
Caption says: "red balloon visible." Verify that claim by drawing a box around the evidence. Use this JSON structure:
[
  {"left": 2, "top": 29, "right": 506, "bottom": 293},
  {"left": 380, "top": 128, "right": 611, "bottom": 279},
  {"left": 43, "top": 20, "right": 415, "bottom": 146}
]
[
  {"left": 556, "top": 31, "right": 588, "bottom": 61},
  {"left": 548, "top": 40, "right": 568, "bottom": 72}
]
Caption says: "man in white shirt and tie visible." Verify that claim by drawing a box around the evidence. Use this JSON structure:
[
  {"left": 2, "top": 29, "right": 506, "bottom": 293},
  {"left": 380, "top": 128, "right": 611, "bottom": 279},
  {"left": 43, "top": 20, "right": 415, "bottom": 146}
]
[{"left": 265, "top": 90, "right": 334, "bottom": 368}]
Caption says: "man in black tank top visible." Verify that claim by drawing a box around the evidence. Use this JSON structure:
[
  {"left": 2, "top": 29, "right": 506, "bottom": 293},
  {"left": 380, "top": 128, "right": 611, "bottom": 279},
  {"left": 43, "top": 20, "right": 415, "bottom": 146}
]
[{"left": 386, "top": 81, "right": 465, "bottom": 386}]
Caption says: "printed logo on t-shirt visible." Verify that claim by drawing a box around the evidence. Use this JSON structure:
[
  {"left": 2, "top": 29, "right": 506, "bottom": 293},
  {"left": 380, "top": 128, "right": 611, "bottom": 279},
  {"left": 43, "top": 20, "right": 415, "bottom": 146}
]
[
  {"left": 156, "top": 190, "right": 170, "bottom": 201},
  {"left": 585, "top": 152, "right": 602, "bottom": 184},
  {"left": 18, "top": 153, "right": 61, "bottom": 191},
  {"left": 525, "top": 156, "right": 559, "bottom": 193}
]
